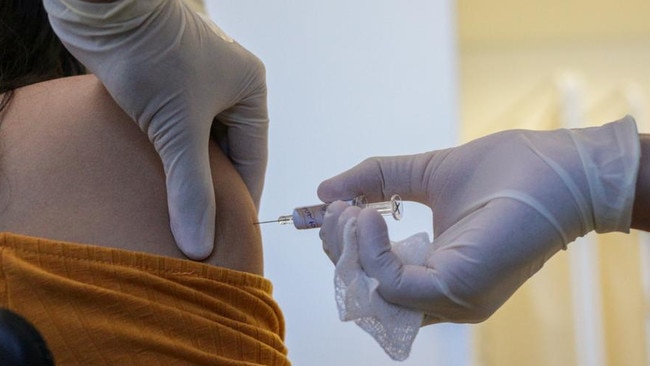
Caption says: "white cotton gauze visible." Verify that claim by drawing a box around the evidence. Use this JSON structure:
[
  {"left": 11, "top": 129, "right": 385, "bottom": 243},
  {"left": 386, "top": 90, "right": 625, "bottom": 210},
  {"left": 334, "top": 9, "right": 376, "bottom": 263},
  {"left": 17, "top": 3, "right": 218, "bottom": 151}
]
[{"left": 334, "top": 218, "right": 428, "bottom": 361}]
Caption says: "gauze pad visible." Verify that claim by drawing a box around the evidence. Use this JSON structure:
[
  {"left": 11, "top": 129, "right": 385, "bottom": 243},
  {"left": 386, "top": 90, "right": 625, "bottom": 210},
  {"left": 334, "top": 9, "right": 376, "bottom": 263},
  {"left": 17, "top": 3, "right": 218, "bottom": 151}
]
[{"left": 334, "top": 218, "right": 429, "bottom": 361}]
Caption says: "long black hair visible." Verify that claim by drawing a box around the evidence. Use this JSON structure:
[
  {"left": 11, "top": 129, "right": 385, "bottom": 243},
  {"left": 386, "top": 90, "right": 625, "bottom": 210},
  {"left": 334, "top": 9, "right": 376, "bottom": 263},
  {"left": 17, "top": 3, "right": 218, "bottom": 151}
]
[{"left": 0, "top": 0, "right": 86, "bottom": 113}]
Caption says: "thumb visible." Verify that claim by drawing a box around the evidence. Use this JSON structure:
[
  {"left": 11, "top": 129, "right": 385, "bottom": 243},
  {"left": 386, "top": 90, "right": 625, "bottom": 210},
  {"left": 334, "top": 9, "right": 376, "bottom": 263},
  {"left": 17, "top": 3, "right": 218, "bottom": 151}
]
[
  {"left": 157, "top": 133, "right": 215, "bottom": 260},
  {"left": 317, "top": 153, "right": 432, "bottom": 204},
  {"left": 215, "top": 88, "right": 269, "bottom": 210},
  {"left": 355, "top": 208, "right": 407, "bottom": 304},
  {"left": 356, "top": 208, "right": 465, "bottom": 317}
]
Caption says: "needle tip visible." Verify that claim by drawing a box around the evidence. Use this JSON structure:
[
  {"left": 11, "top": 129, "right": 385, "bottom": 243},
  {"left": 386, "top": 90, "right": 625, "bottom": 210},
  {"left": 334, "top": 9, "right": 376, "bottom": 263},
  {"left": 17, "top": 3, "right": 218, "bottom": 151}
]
[{"left": 254, "top": 220, "right": 277, "bottom": 225}]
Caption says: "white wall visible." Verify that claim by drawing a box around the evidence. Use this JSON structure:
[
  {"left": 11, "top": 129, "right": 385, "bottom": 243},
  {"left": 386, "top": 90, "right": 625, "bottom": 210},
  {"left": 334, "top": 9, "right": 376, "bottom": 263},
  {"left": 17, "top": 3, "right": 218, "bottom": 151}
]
[{"left": 208, "top": 2, "right": 466, "bottom": 364}]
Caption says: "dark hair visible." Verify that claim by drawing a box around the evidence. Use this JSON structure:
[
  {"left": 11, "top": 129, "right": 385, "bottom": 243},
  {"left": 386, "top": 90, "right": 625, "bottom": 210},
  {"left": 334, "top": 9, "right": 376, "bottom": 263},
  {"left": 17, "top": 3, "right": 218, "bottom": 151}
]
[{"left": 0, "top": 0, "right": 86, "bottom": 113}]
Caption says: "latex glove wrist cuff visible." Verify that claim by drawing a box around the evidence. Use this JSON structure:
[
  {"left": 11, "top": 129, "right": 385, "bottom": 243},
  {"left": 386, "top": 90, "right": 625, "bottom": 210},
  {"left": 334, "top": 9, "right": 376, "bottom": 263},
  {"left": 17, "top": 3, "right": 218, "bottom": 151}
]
[{"left": 570, "top": 116, "right": 640, "bottom": 233}]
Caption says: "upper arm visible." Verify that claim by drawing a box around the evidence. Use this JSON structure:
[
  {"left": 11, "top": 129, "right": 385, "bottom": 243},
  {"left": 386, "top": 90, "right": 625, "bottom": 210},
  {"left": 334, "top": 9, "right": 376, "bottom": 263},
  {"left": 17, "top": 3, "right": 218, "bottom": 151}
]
[{"left": 0, "top": 75, "right": 263, "bottom": 274}]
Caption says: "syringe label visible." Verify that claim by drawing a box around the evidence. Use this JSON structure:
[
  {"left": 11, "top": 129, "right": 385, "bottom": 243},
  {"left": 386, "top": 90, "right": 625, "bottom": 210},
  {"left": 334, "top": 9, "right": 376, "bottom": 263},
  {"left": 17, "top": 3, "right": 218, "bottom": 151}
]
[{"left": 292, "top": 204, "right": 328, "bottom": 229}]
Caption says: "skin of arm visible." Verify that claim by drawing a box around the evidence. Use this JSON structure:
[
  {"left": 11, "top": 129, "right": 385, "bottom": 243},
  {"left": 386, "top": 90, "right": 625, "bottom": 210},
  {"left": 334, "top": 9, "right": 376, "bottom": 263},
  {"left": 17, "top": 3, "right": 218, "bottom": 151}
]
[
  {"left": 0, "top": 75, "right": 263, "bottom": 274},
  {"left": 632, "top": 134, "right": 650, "bottom": 231}
]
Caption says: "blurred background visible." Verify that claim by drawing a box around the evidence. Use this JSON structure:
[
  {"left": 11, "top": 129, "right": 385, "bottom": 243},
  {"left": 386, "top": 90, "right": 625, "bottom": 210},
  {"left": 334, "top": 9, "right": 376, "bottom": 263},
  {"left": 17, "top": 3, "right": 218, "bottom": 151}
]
[
  {"left": 205, "top": 0, "right": 650, "bottom": 365},
  {"left": 460, "top": 1, "right": 650, "bottom": 366}
]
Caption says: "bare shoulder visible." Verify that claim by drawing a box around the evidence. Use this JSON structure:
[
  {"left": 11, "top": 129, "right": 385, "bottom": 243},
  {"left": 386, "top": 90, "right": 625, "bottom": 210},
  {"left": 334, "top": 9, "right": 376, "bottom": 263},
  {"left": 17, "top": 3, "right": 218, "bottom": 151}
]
[{"left": 0, "top": 75, "right": 263, "bottom": 274}]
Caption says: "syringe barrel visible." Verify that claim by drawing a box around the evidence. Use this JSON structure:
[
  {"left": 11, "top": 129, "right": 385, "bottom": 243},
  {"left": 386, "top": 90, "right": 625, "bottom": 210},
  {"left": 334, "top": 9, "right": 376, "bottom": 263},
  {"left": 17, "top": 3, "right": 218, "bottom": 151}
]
[
  {"left": 291, "top": 204, "right": 329, "bottom": 229},
  {"left": 289, "top": 195, "right": 400, "bottom": 230}
]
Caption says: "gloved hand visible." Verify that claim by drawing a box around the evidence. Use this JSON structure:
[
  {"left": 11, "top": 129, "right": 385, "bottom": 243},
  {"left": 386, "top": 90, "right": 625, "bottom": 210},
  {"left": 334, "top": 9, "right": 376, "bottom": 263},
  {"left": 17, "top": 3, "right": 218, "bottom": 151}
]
[
  {"left": 318, "top": 117, "right": 639, "bottom": 324},
  {"left": 45, "top": 0, "right": 268, "bottom": 259}
]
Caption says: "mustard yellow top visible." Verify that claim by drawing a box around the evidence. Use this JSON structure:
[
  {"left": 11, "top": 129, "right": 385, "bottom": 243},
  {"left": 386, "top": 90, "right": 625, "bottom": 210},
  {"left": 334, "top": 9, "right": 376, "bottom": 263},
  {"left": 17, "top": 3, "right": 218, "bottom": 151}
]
[{"left": 0, "top": 232, "right": 290, "bottom": 365}]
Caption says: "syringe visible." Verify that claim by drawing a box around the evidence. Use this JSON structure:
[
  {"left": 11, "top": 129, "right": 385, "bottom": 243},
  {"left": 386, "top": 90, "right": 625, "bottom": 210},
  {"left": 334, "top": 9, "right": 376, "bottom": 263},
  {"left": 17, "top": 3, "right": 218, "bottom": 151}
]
[{"left": 255, "top": 194, "right": 403, "bottom": 230}]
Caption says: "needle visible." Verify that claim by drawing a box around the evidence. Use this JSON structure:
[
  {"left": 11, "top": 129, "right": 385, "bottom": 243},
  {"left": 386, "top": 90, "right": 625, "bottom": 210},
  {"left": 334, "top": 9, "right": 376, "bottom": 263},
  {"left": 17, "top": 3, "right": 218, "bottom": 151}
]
[
  {"left": 253, "top": 220, "right": 280, "bottom": 225},
  {"left": 252, "top": 195, "right": 402, "bottom": 230}
]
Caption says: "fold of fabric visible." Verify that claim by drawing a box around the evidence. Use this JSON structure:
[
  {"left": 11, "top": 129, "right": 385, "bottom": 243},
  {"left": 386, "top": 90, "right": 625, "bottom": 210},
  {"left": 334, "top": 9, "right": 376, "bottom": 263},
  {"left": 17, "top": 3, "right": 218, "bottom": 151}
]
[{"left": 0, "top": 232, "right": 290, "bottom": 365}]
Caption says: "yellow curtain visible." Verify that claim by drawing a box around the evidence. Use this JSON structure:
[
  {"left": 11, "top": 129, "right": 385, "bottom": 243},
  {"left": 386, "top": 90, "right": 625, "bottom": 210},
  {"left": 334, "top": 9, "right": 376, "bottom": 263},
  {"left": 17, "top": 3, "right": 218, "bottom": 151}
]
[
  {"left": 473, "top": 233, "right": 646, "bottom": 366},
  {"left": 464, "top": 84, "right": 649, "bottom": 366}
]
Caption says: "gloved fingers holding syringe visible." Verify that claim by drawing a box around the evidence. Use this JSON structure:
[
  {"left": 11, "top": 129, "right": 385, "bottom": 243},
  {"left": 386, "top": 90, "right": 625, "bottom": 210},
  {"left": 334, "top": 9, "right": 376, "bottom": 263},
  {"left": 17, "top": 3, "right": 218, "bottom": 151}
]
[
  {"left": 316, "top": 117, "right": 641, "bottom": 324},
  {"left": 256, "top": 118, "right": 641, "bottom": 360},
  {"left": 255, "top": 194, "right": 402, "bottom": 230},
  {"left": 308, "top": 118, "right": 642, "bottom": 361}
]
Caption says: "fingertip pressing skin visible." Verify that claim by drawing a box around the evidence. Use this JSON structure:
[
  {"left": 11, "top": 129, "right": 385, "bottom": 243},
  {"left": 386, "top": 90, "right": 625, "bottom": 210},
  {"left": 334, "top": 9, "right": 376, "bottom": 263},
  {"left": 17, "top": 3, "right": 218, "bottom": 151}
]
[
  {"left": 170, "top": 210, "right": 215, "bottom": 260},
  {"left": 172, "top": 234, "right": 213, "bottom": 261},
  {"left": 164, "top": 148, "right": 216, "bottom": 260}
]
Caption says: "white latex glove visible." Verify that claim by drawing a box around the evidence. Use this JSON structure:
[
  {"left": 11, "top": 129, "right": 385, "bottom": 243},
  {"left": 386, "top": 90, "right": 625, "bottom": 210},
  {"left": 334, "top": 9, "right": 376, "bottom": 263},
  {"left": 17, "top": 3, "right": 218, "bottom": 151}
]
[
  {"left": 45, "top": 0, "right": 268, "bottom": 259},
  {"left": 319, "top": 117, "right": 639, "bottom": 323}
]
